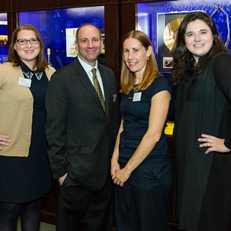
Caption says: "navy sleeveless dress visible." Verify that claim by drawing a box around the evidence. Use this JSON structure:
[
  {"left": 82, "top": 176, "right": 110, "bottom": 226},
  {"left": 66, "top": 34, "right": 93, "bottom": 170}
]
[{"left": 115, "top": 75, "right": 172, "bottom": 231}]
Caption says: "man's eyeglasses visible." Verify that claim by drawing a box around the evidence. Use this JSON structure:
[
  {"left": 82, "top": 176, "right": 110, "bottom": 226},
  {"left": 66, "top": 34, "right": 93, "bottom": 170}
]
[{"left": 16, "top": 38, "right": 39, "bottom": 46}]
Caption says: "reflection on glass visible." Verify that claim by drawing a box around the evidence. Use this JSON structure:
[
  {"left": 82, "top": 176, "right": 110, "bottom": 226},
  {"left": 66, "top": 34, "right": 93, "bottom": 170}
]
[
  {"left": 18, "top": 6, "right": 105, "bottom": 70},
  {"left": 0, "top": 13, "right": 8, "bottom": 63},
  {"left": 137, "top": 0, "right": 231, "bottom": 74}
]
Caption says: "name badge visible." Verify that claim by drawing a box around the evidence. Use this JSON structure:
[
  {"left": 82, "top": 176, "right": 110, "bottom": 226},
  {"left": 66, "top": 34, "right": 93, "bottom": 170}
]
[
  {"left": 133, "top": 92, "right": 142, "bottom": 102},
  {"left": 18, "top": 77, "right": 31, "bottom": 88}
]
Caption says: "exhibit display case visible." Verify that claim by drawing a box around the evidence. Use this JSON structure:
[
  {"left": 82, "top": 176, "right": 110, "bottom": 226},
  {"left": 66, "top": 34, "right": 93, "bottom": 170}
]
[
  {"left": 18, "top": 6, "right": 105, "bottom": 70},
  {"left": 0, "top": 13, "right": 8, "bottom": 63},
  {"left": 137, "top": 0, "right": 231, "bottom": 74}
]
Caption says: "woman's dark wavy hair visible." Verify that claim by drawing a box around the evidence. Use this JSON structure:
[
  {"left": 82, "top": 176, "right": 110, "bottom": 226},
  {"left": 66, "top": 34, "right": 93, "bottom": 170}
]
[
  {"left": 8, "top": 24, "right": 48, "bottom": 71},
  {"left": 171, "top": 11, "right": 227, "bottom": 84}
]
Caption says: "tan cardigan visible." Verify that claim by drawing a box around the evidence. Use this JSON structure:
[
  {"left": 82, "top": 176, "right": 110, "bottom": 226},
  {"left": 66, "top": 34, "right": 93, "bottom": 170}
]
[{"left": 0, "top": 62, "right": 56, "bottom": 157}]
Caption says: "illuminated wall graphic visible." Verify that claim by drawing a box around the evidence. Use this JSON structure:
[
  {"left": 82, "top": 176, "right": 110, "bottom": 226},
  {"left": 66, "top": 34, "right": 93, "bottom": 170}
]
[
  {"left": 137, "top": 0, "right": 231, "bottom": 73},
  {"left": 0, "top": 13, "right": 8, "bottom": 63},
  {"left": 19, "top": 6, "right": 104, "bottom": 69},
  {"left": 66, "top": 28, "right": 78, "bottom": 58}
]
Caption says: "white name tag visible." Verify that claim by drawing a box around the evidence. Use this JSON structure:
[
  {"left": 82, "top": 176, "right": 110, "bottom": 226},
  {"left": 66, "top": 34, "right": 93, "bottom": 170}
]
[
  {"left": 133, "top": 92, "right": 142, "bottom": 102},
  {"left": 18, "top": 77, "right": 31, "bottom": 88}
]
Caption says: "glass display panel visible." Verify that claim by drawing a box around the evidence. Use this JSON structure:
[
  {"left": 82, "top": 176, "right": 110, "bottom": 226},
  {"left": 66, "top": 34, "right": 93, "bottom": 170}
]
[
  {"left": 137, "top": 0, "right": 231, "bottom": 74},
  {"left": 18, "top": 6, "right": 105, "bottom": 69},
  {"left": 0, "top": 13, "right": 8, "bottom": 63}
]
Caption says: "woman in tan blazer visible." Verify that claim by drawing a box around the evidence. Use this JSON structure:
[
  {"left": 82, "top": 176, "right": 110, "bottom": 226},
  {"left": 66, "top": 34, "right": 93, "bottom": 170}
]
[{"left": 0, "top": 24, "right": 55, "bottom": 231}]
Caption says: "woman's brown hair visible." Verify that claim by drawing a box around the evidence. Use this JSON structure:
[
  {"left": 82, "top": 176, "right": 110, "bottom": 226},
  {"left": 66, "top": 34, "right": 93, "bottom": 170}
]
[{"left": 8, "top": 24, "right": 48, "bottom": 72}]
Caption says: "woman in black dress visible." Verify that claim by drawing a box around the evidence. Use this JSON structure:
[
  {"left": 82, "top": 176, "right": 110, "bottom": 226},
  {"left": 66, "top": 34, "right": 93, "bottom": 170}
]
[
  {"left": 172, "top": 12, "right": 231, "bottom": 231},
  {"left": 111, "top": 30, "right": 172, "bottom": 231},
  {"left": 0, "top": 24, "right": 55, "bottom": 231}
]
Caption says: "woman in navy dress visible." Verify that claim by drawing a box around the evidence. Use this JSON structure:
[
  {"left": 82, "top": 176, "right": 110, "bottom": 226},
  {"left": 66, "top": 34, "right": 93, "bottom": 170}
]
[
  {"left": 0, "top": 24, "right": 55, "bottom": 231},
  {"left": 111, "top": 30, "right": 172, "bottom": 231}
]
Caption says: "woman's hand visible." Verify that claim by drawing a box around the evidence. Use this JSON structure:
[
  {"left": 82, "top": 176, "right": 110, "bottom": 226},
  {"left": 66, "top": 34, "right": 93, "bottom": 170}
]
[
  {"left": 0, "top": 134, "right": 11, "bottom": 150},
  {"left": 198, "top": 134, "right": 230, "bottom": 154},
  {"left": 112, "top": 166, "right": 131, "bottom": 187},
  {"left": 111, "top": 159, "right": 120, "bottom": 179}
]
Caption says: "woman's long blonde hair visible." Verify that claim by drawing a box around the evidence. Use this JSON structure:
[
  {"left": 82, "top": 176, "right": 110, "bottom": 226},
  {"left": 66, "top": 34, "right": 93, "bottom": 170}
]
[{"left": 120, "top": 30, "right": 158, "bottom": 94}]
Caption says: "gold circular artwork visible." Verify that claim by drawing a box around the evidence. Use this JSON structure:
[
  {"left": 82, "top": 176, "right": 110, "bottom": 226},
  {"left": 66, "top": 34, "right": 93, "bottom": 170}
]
[{"left": 163, "top": 17, "right": 184, "bottom": 51}]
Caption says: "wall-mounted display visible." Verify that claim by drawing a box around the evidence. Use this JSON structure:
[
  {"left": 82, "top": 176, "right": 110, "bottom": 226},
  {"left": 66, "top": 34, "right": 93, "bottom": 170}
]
[
  {"left": 137, "top": 0, "right": 231, "bottom": 74},
  {"left": 19, "top": 6, "right": 105, "bottom": 70},
  {"left": 157, "top": 12, "right": 186, "bottom": 73},
  {"left": 0, "top": 13, "right": 8, "bottom": 63}
]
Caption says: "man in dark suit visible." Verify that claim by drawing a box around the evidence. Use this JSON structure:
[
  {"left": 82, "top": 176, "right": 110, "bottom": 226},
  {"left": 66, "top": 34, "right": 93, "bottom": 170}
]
[{"left": 46, "top": 24, "right": 118, "bottom": 231}]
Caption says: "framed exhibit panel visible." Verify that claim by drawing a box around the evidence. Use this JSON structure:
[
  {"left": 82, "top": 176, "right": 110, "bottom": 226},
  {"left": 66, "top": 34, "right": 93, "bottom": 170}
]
[
  {"left": 156, "top": 12, "right": 186, "bottom": 73},
  {"left": 18, "top": 6, "right": 105, "bottom": 70},
  {"left": 0, "top": 13, "right": 8, "bottom": 63},
  {"left": 137, "top": 0, "right": 231, "bottom": 74}
]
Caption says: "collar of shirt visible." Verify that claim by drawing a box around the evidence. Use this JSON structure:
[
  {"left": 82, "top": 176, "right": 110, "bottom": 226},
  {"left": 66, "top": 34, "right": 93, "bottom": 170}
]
[
  {"left": 77, "top": 56, "right": 105, "bottom": 97},
  {"left": 78, "top": 55, "right": 98, "bottom": 74}
]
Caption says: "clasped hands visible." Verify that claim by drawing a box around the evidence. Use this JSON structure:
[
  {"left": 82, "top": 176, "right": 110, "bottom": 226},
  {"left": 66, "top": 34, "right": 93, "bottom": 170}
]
[{"left": 111, "top": 162, "right": 131, "bottom": 187}]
